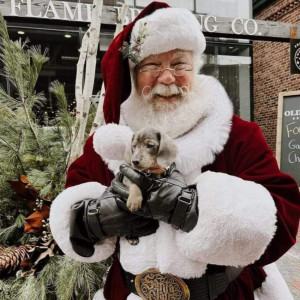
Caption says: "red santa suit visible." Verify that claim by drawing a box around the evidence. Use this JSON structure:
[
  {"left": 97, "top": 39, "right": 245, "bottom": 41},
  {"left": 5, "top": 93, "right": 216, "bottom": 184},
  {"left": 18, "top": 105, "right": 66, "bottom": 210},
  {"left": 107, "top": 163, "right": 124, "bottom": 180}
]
[
  {"left": 50, "top": 74, "right": 300, "bottom": 300},
  {"left": 49, "top": 2, "right": 300, "bottom": 300}
]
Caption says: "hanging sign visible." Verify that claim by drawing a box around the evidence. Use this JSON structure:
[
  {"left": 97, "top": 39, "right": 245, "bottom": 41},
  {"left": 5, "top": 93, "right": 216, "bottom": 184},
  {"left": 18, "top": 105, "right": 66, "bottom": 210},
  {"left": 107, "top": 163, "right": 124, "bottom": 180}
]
[{"left": 290, "top": 39, "right": 300, "bottom": 74}]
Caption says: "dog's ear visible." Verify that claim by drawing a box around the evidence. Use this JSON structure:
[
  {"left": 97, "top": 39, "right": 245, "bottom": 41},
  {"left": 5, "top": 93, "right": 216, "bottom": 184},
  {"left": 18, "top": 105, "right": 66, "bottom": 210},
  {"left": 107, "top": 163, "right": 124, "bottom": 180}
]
[
  {"left": 124, "top": 134, "right": 135, "bottom": 164},
  {"left": 157, "top": 132, "right": 177, "bottom": 168}
]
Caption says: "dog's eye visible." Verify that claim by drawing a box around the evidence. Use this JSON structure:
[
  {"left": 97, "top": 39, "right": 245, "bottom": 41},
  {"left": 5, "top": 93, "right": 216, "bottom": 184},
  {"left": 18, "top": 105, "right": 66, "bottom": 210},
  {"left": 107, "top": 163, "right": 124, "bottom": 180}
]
[
  {"left": 147, "top": 144, "right": 154, "bottom": 149},
  {"left": 132, "top": 145, "right": 136, "bottom": 149}
]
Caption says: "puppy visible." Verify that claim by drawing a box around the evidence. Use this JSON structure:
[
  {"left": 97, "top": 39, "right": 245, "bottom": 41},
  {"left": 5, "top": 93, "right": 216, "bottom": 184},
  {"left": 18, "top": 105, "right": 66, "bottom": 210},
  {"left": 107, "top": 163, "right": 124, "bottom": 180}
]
[
  {"left": 123, "top": 127, "right": 177, "bottom": 245},
  {"left": 124, "top": 127, "right": 177, "bottom": 212}
]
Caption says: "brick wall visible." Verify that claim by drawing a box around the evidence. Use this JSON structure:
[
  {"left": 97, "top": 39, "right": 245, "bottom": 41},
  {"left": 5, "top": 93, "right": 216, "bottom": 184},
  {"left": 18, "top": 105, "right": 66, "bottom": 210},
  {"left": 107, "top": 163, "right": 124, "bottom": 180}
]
[{"left": 253, "top": 0, "right": 300, "bottom": 152}]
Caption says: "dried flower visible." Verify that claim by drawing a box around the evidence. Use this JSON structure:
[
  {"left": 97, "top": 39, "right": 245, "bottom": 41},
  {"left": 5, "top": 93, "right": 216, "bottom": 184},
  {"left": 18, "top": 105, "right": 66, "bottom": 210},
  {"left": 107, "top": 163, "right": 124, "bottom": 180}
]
[{"left": 119, "top": 22, "right": 148, "bottom": 64}]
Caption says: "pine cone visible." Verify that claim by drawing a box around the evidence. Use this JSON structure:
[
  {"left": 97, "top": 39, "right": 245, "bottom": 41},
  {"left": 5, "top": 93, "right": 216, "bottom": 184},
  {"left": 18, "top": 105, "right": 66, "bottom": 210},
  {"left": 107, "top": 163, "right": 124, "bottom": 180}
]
[
  {"left": 0, "top": 245, "right": 31, "bottom": 276},
  {"left": 0, "top": 245, "right": 8, "bottom": 253}
]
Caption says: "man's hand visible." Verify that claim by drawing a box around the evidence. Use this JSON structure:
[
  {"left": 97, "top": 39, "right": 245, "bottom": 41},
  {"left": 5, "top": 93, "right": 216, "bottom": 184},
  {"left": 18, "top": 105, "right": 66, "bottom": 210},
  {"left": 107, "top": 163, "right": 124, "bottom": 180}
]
[
  {"left": 112, "top": 163, "right": 198, "bottom": 232},
  {"left": 69, "top": 187, "right": 158, "bottom": 257}
]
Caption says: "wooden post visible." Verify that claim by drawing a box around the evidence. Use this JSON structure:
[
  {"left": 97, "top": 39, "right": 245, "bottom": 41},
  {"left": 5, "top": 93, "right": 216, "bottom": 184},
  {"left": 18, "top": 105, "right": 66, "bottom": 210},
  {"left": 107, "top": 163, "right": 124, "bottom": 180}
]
[
  {"left": 69, "top": 0, "right": 103, "bottom": 165},
  {"left": 89, "top": 3, "right": 129, "bottom": 136}
]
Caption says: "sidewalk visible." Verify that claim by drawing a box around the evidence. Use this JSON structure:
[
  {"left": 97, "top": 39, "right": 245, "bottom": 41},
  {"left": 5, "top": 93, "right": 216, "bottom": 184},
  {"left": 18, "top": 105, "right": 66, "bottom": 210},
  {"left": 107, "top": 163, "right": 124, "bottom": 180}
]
[{"left": 277, "top": 230, "right": 300, "bottom": 299}]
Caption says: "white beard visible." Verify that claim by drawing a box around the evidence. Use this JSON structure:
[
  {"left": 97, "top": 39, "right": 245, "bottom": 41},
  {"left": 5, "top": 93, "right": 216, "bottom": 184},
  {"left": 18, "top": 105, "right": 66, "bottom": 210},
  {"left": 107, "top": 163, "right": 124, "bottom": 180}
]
[{"left": 121, "top": 78, "right": 210, "bottom": 139}]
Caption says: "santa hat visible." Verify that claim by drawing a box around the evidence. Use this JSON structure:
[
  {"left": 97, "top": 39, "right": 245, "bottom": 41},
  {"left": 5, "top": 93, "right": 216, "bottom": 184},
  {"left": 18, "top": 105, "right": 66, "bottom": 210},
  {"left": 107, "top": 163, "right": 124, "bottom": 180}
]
[{"left": 101, "top": 1, "right": 206, "bottom": 124}]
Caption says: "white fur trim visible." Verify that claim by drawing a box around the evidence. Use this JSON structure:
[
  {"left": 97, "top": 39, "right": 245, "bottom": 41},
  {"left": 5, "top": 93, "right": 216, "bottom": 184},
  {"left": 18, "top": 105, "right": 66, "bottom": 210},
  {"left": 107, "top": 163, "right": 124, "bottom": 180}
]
[
  {"left": 127, "top": 294, "right": 141, "bottom": 300},
  {"left": 176, "top": 171, "right": 277, "bottom": 266},
  {"left": 127, "top": 293, "right": 142, "bottom": 300},
  {"left": 254, "top": 263, "right": 293, "bottom": 300},
  {"left": 120, "top": 222, "right": 207, "bottom": 279},
  {"left": 49, "top": 182, "right": 116, "bottom": 262},
  {"left": 174, "top": 75, "right": 232, "bottom": 177},
  {"left": 155, "top": 222, "right": 207, "bottom": 278},
  {"left": 93, "top": 289, "right": 106, "bottom": 300},
  {"left": 120, "top": 234, "right": 158, "bottom": 274},
  {"left": 93, "top": 124, "right": 133, "bottom": 161},
  {"left": 130, "top": 8, "right": 206, "bottom": 72},
  {"left": 92, "top": 290, "right": 141, "bottom": 300}
]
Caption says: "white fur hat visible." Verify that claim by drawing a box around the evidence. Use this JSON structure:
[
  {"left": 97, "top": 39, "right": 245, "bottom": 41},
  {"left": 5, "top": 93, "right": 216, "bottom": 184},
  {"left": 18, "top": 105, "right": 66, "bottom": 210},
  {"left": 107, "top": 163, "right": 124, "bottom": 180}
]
[{"left": 122, "top": 7, "right": 206, "bottom": 71}]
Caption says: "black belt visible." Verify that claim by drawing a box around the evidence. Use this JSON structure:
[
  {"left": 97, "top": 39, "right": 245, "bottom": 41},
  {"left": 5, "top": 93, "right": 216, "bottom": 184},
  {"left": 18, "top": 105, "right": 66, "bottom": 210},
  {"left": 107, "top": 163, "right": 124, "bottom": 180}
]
[{"left": 123, "top": 265, "right": 230, "bottom": 300}]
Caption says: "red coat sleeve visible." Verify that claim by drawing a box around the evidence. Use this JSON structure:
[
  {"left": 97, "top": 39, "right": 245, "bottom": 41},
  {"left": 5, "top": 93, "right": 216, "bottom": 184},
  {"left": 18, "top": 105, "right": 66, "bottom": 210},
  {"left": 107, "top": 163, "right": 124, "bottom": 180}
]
[{"left": 66, "top": 134, "right": 115, "bottom": 188}]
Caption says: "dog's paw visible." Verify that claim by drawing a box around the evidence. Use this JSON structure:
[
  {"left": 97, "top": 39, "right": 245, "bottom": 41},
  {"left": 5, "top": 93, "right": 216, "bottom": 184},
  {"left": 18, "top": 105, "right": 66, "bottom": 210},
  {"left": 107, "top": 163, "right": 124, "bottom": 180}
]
[
  {"left": 126, "top": 237, "right": 140, "bottom": 245},
  {"left": 127, "top": 196, "right": 142, "bottom": 212}
]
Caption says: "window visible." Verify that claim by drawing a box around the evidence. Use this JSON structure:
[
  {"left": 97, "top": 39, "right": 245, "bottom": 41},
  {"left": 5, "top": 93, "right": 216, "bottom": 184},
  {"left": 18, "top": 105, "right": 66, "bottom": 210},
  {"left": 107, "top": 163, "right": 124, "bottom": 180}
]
[
  {"left": 196, "top": 0, "right": 251, "bottom": 18},
  {"left": 202, "top": 39, "right": 252, "bottom": 120}
]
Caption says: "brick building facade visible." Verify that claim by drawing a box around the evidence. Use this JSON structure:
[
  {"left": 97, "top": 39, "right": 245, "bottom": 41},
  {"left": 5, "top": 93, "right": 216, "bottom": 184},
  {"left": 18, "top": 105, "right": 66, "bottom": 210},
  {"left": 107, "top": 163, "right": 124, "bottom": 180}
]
[{"left": 253, "top": 0, "right": 300, "bottom": 152}]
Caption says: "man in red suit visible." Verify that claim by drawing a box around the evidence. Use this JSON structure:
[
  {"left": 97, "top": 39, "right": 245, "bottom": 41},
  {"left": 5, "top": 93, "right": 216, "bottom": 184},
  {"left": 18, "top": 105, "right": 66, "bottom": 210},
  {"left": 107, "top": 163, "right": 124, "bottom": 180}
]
[{"left": 49, "top": 2, "right": 300, "bottom": 299}]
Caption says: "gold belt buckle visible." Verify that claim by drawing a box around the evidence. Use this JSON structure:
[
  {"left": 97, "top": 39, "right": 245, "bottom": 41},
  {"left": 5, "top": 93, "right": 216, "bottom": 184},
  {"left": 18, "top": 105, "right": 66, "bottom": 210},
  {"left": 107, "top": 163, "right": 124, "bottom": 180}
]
[{"left": 135, "top": 268, "right": 190, "bottom": 300}]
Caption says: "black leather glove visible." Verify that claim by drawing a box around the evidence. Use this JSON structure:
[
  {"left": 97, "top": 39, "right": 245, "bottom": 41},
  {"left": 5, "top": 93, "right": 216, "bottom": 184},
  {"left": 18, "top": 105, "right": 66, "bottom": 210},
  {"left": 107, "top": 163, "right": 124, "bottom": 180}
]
[
  {"left": 112, "top": 163, "right": 198, "bottom": 232},
  {"left": 69, "top": 187, "right": 159, "bottom": 257}
]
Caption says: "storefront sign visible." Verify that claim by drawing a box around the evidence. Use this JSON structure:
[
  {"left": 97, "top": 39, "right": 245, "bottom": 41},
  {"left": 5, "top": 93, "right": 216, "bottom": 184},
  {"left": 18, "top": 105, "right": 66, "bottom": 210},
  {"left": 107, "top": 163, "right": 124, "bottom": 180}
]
[
  {"left": 115, "top": 7, "right": 259, "bottom": 36},
  {"left": 5, "top": 0, "right": 92, "bottom": 22},
  {"left": 276, "top": 91, "right": 300, "bottom": 186},
  {"left": 1, "top": 1, "right": 300, "bottom": 41},
  {"left": 5, "top": 0, "right": 259, "bottom": 35},
  {"left": 290, "top": 39, "right": 300, "bottom": 74}
]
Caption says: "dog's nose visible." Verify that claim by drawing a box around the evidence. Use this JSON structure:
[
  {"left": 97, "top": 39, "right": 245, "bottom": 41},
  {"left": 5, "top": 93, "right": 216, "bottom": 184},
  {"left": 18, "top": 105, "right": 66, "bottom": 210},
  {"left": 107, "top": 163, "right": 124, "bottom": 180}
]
[{"left": 132, "top": 160, "right": 140, "bottom": 166}]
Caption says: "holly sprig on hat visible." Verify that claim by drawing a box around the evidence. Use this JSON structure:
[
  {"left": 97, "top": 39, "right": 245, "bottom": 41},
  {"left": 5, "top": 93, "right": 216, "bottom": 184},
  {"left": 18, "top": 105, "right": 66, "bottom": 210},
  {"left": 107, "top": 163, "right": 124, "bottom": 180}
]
[{"left": 120, "top": 22, "right": 148, "bottom": 64}]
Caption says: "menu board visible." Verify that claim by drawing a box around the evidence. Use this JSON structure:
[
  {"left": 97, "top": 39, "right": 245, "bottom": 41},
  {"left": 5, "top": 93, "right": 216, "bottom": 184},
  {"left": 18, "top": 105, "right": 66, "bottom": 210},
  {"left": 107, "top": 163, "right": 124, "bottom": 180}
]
[{"left": 276, "top": 91, "right": 300, "bottom": 186}]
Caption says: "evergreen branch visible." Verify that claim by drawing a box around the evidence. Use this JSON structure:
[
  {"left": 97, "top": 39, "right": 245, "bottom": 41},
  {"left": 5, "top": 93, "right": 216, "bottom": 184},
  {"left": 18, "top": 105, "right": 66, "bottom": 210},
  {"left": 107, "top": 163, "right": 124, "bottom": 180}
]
[
  {"left": 0, "top": 197, "right": 29, "bottom": 221},
  {"left": 49, "top": 81, "right": 68, "bottom": 111},
  {"left": 0, "top": 13, "right": 9, "bottom": 42},
  {"left": 0, "top": 278, "right": 17, "bottom": 300},
  {"left": 85, "top": 271, "right": 92, "bottom": 300},
  {"left": 19, "top": 233, "right": 32, "bottom": 245},
  {"left": 1, "top": 40, "right": 28, "bottom": 100},
  {"left": 0, "top": 136, "right": 25, "bottom": 174},
  {"left": 56, "top": 257, "right": 105, "bottom": 300},
  {"left": 15, "top": 257, "right": 60, "bottom": 300},
  {"left": 63, "top": 121, "right": 80, "bottom": 173},
  {"left": 0, "top": 86, "right": 21, "bottom": 109},
  {"left": 26, "top": 92, "right": 47, "bottom": 112},
  {"left": 36, "top": 256, "right": 59, "bottom": 285},
  {"left": 49, "top": 80, "right": 76, "bottom": 172},
  {"left": 16, "top": 275, "right": 47, "bottom": 300},
  {"left": 27, "top": 46, "right": 49, "bottom": 95},
  {"left": 0, "top": 214, "right": 25, "bottom": 244},
  {"left": 21, "top": 99, "right": 41, "bottom": 150}
]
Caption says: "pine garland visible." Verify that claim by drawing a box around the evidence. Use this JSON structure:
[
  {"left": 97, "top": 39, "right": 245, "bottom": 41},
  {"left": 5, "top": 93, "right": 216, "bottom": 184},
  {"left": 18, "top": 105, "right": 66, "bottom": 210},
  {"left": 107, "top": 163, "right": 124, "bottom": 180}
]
[
  {"left": 56, "top": 256, "right": 107, "bottom": 300},
  {"left": 0, "top": 16, "right": 74, "bottom": 203},
  {"left": 0, "top": 11, "right": 109, "bottom": 299},
  {"left": 0, "top": 214, "right": 25, "bottom": 244}
]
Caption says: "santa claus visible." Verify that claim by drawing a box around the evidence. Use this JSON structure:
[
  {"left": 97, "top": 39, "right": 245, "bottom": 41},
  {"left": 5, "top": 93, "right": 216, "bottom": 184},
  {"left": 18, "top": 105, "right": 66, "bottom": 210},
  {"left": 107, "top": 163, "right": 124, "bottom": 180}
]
[{"left": 49, "top": 2, "right": 300, "bottom": 300}]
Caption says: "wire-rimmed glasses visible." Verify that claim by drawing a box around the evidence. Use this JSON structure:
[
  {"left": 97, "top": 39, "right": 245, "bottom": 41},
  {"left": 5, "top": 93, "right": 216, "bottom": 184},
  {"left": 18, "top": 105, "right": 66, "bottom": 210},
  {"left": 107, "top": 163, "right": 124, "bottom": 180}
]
[{"left": 139, "top": 63, "right": 193, "bottom": 78}]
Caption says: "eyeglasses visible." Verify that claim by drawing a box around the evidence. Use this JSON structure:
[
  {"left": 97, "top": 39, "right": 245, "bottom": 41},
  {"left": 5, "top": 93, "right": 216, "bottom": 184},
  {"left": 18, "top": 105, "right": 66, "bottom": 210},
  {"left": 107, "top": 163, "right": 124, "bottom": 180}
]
[{"left": 139, "top": 63, "right": 193, "bottom": 78}]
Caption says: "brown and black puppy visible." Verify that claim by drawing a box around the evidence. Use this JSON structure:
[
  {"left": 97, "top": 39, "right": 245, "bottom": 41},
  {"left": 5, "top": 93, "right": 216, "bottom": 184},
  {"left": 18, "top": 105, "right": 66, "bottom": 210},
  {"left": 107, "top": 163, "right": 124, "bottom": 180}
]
[{"left": 124, "top": 127, "right": 178, "bottom": 212}]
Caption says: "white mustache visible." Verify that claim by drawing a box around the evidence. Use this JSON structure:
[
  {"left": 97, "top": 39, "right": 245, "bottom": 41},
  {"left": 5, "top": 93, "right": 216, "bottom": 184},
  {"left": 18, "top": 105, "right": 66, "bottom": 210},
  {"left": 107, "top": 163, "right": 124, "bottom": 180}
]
[{"left": 142, "top": 84, "right": 189, "bottom": 98}]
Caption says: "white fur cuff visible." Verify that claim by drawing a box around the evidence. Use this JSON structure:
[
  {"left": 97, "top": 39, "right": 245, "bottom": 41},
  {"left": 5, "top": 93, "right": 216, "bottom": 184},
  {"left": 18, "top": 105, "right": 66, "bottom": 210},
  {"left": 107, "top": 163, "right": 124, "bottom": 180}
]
[
  {"left": 93, "top": 124, "right": 133, "bottom": 161},
  {"left": 93, "top": 289, "right": 106, "bottom": 300},
  {"left": 175, "top": 171, "right": 277, "bottom": 266},
  {"left": 49, "top": 182, "right": 116, "bottom": 262}
]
